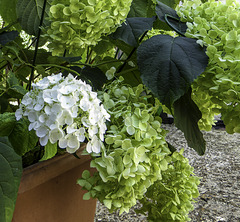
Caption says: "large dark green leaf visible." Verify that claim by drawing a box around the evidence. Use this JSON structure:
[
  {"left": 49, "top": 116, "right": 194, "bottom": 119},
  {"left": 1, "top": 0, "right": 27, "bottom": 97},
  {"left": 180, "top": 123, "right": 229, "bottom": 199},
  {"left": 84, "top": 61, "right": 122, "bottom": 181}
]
[
  {"left": 111, "top": 17, "right": 156, "bottom": 47},
  {"left": 0, "top": 137, "right": 22, "bottom": 222},
  {"left": 158, "top": 0, "right": 181, "bottom": 9},
  {"left": 155, "top": 1, "right": 187, "bottom": 35},
  {"left": 16, "top": 0, "right": 51, "bottom": 36},
  {"left": 64, "top": 66, "right": 107, "bottom": 91},
  {"left": 173, "top": 89, "right": 206, "bottom": 155},
  {"left": 0, "top": 31, "right": 18, "bottom": 46},
  {"left": 137, "top": 35, "right": 208, "bottom": 108},
  {"left": 128, "top": 0, "right": 156, "bottom": 18},
  {"left": 0, "top": 113, "right": 16, "bottom": 137}
]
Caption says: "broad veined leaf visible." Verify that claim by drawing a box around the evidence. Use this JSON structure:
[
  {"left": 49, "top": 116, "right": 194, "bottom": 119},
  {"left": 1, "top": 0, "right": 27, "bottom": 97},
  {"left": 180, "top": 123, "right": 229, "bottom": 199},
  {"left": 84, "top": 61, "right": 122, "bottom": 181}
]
[
  {"left": 40, "top": 142, "right": 57, "bottom": 161},
  {"left": 0, "top": 31, "right": 19, "bottom": 46},
  {"left": 111, "top": 17, "right": 156, "bottom": 47},
  {"left": 16, "top": 0, "right": 52, "bottom": 36},
  {"left": 137, "top": 35, "right": 208, "bottom": 108},
  {"left": 8, "top": 117, "right": 38, "bottom": 156},
  {"left": 0, "top": 137, "right": 22, "bottom": 222},
  {"left": 128, "top": 0, "right": 156, "bottom": 18},
  {"left": 158, "top": 0, "right": 181, "bottom": 9},
  {"left": 64, "top": 66, "right": 107, "bottom": 91},
  {"left": 173, "top": 89, "right": 206, "bottom": 155},
  {"left": 155, "top": 1, "right": 187, "bottom": 35},
  {"left": 156, "top": 1, "right": 179, "bottom": 21},
  {"left": 0, "top": 0, "right": 18, "bottom": 24},
  {"left": 0, "top": 113, "right": 16, "bottom": 137}
]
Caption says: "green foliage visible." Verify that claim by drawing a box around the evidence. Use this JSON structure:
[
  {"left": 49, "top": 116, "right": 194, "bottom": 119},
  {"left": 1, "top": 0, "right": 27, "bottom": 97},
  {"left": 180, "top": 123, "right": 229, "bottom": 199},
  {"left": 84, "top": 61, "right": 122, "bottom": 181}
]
[
  {"left": 16, "top": 0, "right": 52, "bottom": 36},
  {"left": 137, "top": 34, "right": 208, "bottom": 109},
  {"left": 0, "top": 137, "right": 22, "bottom": 222},
  {"left": 0, "top": 113, "right": 38, "bottom": 156},
  {"left": 40, "top": 142, "right": 58, "bottom": 161},
  {"left": 174, "top": 89, "right": 206, "bottom": 155},
  {"left": 137, "top": 149, "right": 200, "bottom": 222},
  {"left": 0, "top": 31, "right": 19, "bottom": 46},
  {"left": 78, "top": 77, "right": 171, "bottom": 214},
  {"left": 0, "top": 0, "right": 18, "bottom": 25},
  {"left": 111, "top": 17, "right": 156, "bottom": 47},
  {"left": 176, "top": 0, "right": 240, "bottom": 133}
]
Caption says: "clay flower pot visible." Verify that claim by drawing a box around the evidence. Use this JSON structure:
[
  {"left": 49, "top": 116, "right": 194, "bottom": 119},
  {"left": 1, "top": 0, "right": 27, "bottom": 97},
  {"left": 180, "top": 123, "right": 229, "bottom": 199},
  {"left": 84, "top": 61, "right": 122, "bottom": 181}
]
[{"left": 12, "top": 146, "right": 96, "bottom": 222}]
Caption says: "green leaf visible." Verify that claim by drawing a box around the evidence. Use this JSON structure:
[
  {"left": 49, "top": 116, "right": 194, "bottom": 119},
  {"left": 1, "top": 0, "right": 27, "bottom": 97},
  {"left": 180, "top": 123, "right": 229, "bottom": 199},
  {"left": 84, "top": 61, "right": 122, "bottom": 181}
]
[
  {"left": 0, "top": 31, "right": 19, "bottom": 46},
  {"left": 82, "top": 170, "right": 91, "bottom": 180},
  {"left": 128, "top": 0, "right": 156, "bottom": 18},
  {"left": 173, "top": 89, "right": 206, "bottom": 155},
  {"left": 83, "top": 192, "right": 91, "bottom": 200},
  {"left": 40, "top": 142, "right": 57, "bottom": 161},
  {"left": 155, "top": 1, "right": 187, "bottom": 34},
  {"left": 156, "top": 1, "right": 179, "bottom": 21},
  {"left": 0, "top": 113, "right": 16, "bottom": 137},
  {"left": 0, "top": 137, "right": 22, "bottom": 222},
  {"left": 111, "top": 17, "right": 156, "bottom": 47},
  {"left": 103, "top": 199, "right": 112, "bottom": 209},
  {"left": 0, "top": 0, "right": 18, "bottom": 25},
  {"left": 65, "top": 66, "right": 107, "bottom": 91},
  {"left": 8, "top": 117, "right": 38, "bottom": 156},
  {"left": 137, "top": 35, "right": 208, "bottom": 108},
  {"left": 16, "top": 0, "right": 52, "bottom": 36},
  {"left": 158, "top": 0, "right": 181, "bottom": 9}
]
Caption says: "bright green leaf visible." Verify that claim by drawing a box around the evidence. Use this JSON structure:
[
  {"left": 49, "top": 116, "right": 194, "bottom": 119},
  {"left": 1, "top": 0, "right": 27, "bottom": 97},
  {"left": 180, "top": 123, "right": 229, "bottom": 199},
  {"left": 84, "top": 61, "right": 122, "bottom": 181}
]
[{"left": 40, "top": 142, "right": 57, "bottom": 161}]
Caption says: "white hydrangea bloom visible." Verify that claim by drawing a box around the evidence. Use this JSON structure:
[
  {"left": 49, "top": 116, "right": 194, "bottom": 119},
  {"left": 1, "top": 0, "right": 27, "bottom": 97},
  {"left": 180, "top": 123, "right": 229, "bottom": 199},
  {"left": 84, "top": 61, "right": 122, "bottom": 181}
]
[{"left": 15, "top": 73, "right": 110, "bottom": 154}]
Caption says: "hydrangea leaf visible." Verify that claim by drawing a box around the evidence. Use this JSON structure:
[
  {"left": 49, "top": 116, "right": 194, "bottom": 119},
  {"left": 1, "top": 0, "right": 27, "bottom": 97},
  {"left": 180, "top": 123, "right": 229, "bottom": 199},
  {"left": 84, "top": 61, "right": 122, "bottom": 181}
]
[
  {"left": 128, "top": 0, "right": 156, "bottom": 18},
  {"left": 40, "top": 142, "right": 57, "bottom": 161},
  {"left": 0, "top": 137, "right": 22, "bottom": 222},
  {"left": 0, "top": 31, "right": 19, "bottom": 47},
  {"left": 0, "top": 113, "right": 16, "bottom": 137},
  {"left": 173, "top": 89, "right": 206, "bottom": 155},
  {"left": 8, "top": 117, "right": 38, "bottom": 156},
  {"left": 137, "top": 35, "right": 208, "bottom": 108},
  {"left": 16, "top": 0, "right": 51, "bottom": 36},
  {"left": 111, "top": 17, "right": 156, "bottom": 47},
  {"left": 0, "top": 0, "right": 18, "bottom": 25}
]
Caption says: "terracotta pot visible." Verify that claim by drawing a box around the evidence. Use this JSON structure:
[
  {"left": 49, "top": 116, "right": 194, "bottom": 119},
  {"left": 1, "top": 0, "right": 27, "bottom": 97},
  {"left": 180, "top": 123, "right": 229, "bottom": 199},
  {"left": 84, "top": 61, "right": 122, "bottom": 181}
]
[{"left": 12, "top": 146, "right": 96, "bottom": 222}]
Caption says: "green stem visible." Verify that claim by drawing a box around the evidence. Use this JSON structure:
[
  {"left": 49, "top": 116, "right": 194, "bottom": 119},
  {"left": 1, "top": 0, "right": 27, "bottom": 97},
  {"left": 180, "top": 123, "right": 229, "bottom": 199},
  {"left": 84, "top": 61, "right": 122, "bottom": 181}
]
[{"left": 28, "top": 0, "right": 47, "bottom": 90}]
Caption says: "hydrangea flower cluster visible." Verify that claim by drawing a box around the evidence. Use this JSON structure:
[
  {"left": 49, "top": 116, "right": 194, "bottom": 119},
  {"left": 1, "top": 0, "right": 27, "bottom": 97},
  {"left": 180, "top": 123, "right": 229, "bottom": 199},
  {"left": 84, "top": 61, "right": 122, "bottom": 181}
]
[
  {"left": 45, "top": 0, "right": 133, "bottom": 55},
  {"left": 15, "top": 73, "right": 110, "bottom": 154}
]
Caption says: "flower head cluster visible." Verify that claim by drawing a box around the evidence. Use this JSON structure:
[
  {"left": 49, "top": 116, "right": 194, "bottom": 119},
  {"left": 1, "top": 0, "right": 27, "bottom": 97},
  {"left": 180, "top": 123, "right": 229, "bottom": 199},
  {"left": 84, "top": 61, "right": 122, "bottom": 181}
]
[
  {"left": 45, "top": 0, "right": 133, "bottom": 55},
  {"left": 15, "top": 73, "right": 110, "bottom": 154}
]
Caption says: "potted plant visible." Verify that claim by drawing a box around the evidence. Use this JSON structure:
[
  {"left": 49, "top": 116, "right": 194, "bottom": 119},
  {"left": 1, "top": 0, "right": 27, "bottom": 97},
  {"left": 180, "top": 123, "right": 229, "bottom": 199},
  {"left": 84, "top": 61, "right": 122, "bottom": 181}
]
[{"left": 0, "top": 0, "right": 239, "bottom": 221}]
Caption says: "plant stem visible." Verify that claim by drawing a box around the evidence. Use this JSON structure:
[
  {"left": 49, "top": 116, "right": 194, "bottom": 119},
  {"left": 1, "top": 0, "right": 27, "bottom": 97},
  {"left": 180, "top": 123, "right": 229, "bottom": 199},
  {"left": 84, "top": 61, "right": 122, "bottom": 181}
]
[{"left": 28, "top": 0, "right": 47, "bottom": 90}]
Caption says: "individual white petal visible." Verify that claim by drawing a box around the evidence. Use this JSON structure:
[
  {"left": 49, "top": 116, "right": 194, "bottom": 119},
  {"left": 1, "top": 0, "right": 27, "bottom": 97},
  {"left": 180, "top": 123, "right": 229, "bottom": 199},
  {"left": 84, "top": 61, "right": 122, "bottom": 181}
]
[
  {"left": 36, "top": 126, "right": 48, "bottom": 138},
  {"left": 67, "top": 134, "right": 80, "bottom": 149},
  {"left": 28, "top": 111, "right": 38, "bottom": 122},
  {"left": 81, "top": 116, "right": 89, "bottom": 127},
  {"left": 34, "top": 103, "right": 44, "bottom": 111},
  {"left": 86, "top": 142, "right": 92, "bottom": 153},
  {"left": 67, "top": 123, "right": 77, "bottom": 134},
  {"left": 39, "top": 114, "right": 47, "bottom": 123},
  {"left": 88, "top": 125, "right": 98, "bottom": 138},
  {"left": 44, "top": 105, "right": 52, "bottom": 115},
  {"left": 80, "top": 98, "right": 91, "bottom": 111},
  {"left": 66, "top": 146, "right": 79, "bottom": 154},
  {"left": 48, "top": 73, "right": 62, "bottom": 84},
  {"left": 49, "top": 128, "right": 64, "bottom": 144},
  {"left": 71, "top": 105, "right": 78, "bottom": 118},
  {"left": 91, "top": 136, "right": 101, "bottom": 153},
  {"left": 75, "top": 128, "right": 85, "bottom": 142},
  {"left": 39, "top": 134, "right": 49, "bottom": 146},
  {"left": 59, "top": 137, "right": 68, "bottom": 148},
  {"left": 59, "top": 95, "right": 75, "bottom": 109},
  {"left": 15, "top": 108, "right": 23, "bottom": 121}
]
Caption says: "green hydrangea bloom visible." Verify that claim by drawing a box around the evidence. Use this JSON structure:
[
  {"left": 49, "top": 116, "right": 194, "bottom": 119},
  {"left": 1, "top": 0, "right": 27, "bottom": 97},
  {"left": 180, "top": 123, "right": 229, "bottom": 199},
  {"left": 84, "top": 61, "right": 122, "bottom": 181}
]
[
  {"left": 176, "top": 0, "right": 240, "bottom": 133},
  {"left": 45, "top": 0, "right": 132, "bottom": 55}
]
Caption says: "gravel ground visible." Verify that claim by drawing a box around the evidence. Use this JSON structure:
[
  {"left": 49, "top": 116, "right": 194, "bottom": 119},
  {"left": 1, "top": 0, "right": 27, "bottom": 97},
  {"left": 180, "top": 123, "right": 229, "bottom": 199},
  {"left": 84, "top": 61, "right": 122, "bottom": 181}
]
[{"left": 94, "top": 124, "right": 240, "bottom": 221}]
